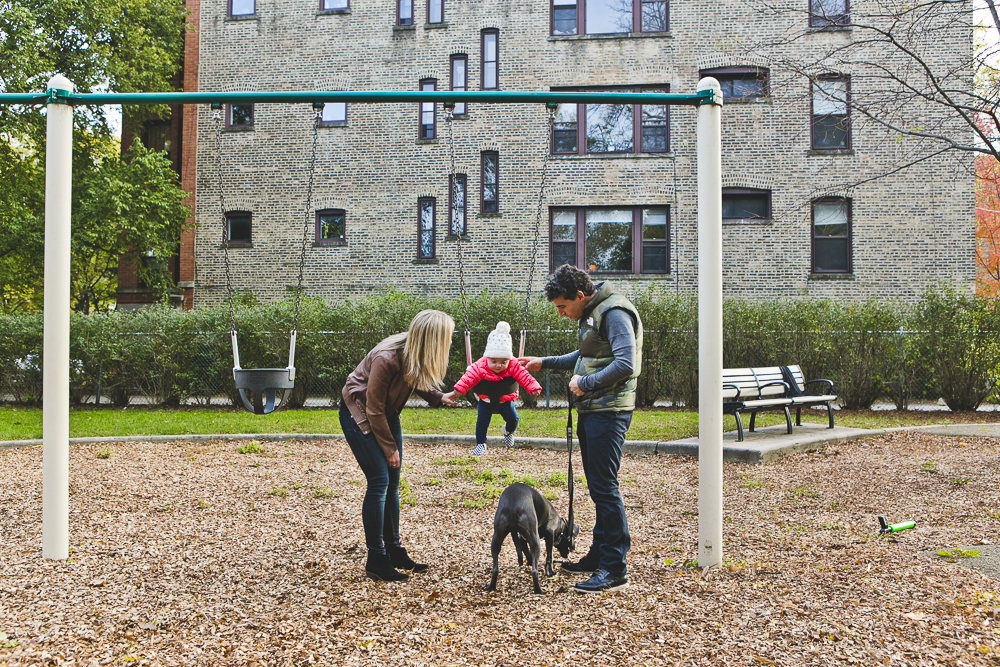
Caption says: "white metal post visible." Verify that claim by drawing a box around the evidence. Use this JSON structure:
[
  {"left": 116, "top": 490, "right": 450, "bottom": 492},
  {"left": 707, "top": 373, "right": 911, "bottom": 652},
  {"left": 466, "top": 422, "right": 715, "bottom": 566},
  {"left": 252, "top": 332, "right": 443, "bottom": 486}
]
[
  {"left": 696, "top": 78, "right": 723, "bottom": 569},
  {"left": 42, "top": 75, "right": 74, "bottom": 560}
]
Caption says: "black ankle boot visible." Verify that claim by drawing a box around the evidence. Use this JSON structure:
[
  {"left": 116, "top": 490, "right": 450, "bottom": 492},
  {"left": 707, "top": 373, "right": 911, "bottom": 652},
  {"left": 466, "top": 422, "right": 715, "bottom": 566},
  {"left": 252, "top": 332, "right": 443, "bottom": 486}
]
[
  {"left": 365, "top": 551, "right": 409, "bottom": 582},
  {"left": 387, "top": 546, "right": 429, "bottom": 573}
]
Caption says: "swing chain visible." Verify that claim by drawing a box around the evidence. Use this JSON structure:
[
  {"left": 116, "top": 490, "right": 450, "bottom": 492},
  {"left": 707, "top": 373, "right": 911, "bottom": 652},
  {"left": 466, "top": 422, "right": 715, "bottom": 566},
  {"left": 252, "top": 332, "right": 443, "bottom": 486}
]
[
  {"left": 523, "top": 104, "right": 557, "bottom": 337},
  {"left": 445, "top": 104, "right": 471, "bottom": 334},
  {"left": 214, "top": 106, "right": 238, "bottom": 336},
  {"left": 293, "top": 103, "right": 323, "bottom": 333}
]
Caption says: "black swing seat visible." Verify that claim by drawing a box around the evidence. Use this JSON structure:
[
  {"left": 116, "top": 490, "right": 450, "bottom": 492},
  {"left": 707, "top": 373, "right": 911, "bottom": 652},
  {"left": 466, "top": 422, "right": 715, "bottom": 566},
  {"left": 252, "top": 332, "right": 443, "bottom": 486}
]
[
  {"left": 469, "top": 376, "right": 519, "bottom": 414},
  {"left": 234, "top": 367, "right": 295, "bottom": 415}
]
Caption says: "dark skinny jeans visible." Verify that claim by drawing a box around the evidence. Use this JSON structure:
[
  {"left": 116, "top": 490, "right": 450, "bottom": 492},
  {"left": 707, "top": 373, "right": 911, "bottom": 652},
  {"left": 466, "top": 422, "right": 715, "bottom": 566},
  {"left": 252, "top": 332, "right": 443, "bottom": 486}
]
[
  {"left": 475, "top": 400, "right": 518, "bottom": 444},
  {"left": 339, "top": 402, "right": 402, "bottom": 555}
]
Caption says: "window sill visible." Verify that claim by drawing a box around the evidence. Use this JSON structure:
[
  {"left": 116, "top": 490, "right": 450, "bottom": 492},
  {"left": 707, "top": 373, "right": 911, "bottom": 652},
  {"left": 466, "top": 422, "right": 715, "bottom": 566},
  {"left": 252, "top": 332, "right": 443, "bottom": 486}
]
[
  {"left": 394, "top": 24, "right": 416, "bottom": 32},
  {"left": 445, "top": 234, "right": 470, "bottom": 241},
  {"left": 413, "top": 257, "right": 439, "bottom": 265},
  {"left": 224, "top": 125, "right": 255, "bottom": 133},
  {"left": 809, "top": 272, "right": 854, "bottom": 281},
  {"left": 424, "top": 22, "right": 449, "bottom": 29},
  {"left": 318, "top": 122, "right": 347, "bottom": 128},
  {"left": 550, "top": 152, "right": 674, "bottom": 160},
  {"left": 220, "top": 243, "right": 253, "bottom": 249},
  {"left": 548, "top": 31, "right": 671, "bottom": 41},
  {"left": 316, "top": 8, "right": 350, "bottom": 15},
  {"left": 724, "top": 97, "right": 771, "bottom": 105},
  {"left": 807, "top": 148, "right": 854, "bottom": 156},
  {"left": 478, "top": 212, "right": 501, "bottom": 218},
  {"left": 177, "top": 281, "right": 195, "bottom": 289},
  {"left": 225, "top": 14, "right": 259, "bottom": 22},
  {"left": 723, "top": 219, "right": 773, "bottom": 226},
  {"left": 313, "top": 240, "right": 347, "bottom": 247},
  {"left": 807, "top": 24, "right": 852, "bottom": 33},
  {"left": 415, "top": 138, "right": 439, "bottom": 145},
  {"left": 450, "top": 113, "right": 470, "bottom": 120}
]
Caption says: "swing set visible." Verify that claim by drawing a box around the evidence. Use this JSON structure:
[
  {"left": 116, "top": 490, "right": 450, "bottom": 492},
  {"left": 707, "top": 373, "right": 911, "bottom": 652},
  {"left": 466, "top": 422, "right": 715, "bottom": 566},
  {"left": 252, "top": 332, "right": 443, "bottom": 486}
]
[{"left": 2, "top": 78, "right": 727, "bottom": 571}]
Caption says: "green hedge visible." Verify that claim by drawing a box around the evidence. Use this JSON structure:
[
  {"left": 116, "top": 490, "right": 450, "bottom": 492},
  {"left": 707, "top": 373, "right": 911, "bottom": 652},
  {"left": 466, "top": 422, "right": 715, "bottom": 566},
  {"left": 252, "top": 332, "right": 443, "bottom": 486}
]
[{"left": 1, "top": 286, "right": 998, "bottom": 410}]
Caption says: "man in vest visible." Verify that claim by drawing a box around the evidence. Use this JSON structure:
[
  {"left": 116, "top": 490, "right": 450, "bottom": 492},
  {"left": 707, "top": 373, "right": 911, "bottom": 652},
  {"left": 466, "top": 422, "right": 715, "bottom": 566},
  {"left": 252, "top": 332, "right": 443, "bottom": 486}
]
[{"left": 519, "top": 264, "right": 643, "bottom": 594}]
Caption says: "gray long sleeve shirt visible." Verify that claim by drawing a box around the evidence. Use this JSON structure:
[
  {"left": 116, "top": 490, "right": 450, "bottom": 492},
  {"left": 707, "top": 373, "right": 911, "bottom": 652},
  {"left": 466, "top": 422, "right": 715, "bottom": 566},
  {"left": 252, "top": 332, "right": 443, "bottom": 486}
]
[{"left": 541, "top": 307, "right": 636, "bottom": 393}]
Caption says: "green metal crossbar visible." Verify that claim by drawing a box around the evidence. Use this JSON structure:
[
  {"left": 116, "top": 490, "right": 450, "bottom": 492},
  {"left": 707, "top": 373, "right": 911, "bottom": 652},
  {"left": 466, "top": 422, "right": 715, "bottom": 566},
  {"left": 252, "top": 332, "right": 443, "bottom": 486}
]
[{"left": 0, "top": 88, "right": 716, "bottom": 106}]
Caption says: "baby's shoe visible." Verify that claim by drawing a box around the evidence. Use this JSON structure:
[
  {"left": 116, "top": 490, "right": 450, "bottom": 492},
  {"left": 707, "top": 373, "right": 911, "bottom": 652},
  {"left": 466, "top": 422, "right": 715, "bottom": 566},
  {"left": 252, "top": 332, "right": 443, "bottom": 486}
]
[
  {"left": 502, "top": 425, "right": 515, "bottom": 449},
  {"left": 472, "top": 442, "right": 487, "bottom": 457}
]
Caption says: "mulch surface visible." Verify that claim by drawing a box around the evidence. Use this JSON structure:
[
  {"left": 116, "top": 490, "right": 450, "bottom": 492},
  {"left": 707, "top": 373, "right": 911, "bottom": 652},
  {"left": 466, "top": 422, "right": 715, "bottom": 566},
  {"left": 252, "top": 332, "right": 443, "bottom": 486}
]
[{"left": 1, "top": 430, "right": 998, "bottom": 666}]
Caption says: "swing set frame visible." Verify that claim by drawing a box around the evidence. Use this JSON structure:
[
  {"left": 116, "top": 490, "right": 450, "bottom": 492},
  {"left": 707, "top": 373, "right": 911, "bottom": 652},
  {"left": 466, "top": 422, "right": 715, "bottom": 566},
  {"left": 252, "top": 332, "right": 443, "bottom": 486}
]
[{"left": 5, "top": 76, "right": 726, "bottom": 570}]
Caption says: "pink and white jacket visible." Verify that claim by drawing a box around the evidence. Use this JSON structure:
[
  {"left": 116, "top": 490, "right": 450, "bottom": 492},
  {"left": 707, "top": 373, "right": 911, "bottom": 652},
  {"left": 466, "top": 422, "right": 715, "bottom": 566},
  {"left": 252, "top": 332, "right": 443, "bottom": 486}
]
[{"left": 454, "top": 357, "right": 543, "bottom": 402}]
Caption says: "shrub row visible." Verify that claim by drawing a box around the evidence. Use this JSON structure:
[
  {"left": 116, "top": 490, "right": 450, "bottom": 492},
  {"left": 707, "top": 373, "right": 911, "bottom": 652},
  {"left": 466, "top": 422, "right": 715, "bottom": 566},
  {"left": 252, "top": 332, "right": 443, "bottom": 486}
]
[{"left": 1, "top": 286, "right": 998, "bottom": 411}]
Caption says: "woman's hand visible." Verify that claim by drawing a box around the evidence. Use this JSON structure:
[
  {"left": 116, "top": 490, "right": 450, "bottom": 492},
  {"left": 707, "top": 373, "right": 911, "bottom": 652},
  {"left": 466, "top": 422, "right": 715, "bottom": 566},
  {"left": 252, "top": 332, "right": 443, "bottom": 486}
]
[
  {"left": 441, "top": 391, "right": 459, "bottom": 406},
  {"left": 518, "top": 356, "right": 543, "bottom": 371},
  {"left": 569, "top": 374, "right": 585, "bottom": 397},
  {"left": 386, "top": 450, "right": 401, "bottom": 468}
]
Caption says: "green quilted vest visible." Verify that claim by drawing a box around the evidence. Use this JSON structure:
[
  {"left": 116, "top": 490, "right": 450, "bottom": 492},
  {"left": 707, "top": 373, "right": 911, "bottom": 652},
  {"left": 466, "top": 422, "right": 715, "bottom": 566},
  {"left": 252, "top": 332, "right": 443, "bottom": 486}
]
[{"left": 572, "top": 282, "right": 644, "bottom": 413}]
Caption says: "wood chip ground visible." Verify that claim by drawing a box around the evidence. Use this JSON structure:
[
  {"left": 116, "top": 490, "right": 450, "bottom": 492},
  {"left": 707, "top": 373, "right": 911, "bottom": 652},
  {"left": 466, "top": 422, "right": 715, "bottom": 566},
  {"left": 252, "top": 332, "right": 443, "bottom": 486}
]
[{"left": 1, "top": 430, "right": 998, "bottom": 666}]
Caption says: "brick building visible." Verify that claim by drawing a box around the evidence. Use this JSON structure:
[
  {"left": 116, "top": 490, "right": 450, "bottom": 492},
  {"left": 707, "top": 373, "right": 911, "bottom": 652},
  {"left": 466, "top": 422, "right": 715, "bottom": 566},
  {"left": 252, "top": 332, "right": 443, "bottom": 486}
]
[{"left": 124, "top": 0, "right": 976, "bottom": 309}]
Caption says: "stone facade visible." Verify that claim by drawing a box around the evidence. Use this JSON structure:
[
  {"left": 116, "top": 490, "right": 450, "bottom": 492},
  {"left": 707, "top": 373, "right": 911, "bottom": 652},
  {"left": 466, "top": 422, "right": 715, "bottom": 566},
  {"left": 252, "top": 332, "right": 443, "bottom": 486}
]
[{"left": 187, "top": 0, "right": 975, "bottom": 308}]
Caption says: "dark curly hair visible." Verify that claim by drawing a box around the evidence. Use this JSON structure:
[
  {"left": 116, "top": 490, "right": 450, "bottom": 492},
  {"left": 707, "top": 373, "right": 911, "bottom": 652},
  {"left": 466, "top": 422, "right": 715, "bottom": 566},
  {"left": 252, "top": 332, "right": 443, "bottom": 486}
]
[{"left": 543, "top": 264, "right": 596, "bottom": 301}]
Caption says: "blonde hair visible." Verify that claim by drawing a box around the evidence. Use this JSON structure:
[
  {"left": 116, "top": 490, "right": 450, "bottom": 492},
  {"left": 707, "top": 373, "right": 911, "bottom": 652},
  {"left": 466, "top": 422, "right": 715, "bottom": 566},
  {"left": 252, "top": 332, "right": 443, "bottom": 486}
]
[{"left": 371, "top": 310, "right": 454, "bottom": 392}]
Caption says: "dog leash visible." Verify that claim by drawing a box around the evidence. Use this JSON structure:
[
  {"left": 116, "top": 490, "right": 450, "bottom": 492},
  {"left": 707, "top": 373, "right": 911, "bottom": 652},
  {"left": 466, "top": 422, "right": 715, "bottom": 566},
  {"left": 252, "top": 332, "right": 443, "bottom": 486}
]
[{"left": 565, "top": 382, "right": 576, "bottom": 552}]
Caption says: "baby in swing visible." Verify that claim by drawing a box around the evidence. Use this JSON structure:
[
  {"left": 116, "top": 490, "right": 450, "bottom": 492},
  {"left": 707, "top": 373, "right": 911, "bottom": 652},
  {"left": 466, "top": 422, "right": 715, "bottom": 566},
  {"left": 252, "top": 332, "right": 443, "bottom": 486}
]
[{"left": 443, "top": 322, "right": 542, "bottom": 456}]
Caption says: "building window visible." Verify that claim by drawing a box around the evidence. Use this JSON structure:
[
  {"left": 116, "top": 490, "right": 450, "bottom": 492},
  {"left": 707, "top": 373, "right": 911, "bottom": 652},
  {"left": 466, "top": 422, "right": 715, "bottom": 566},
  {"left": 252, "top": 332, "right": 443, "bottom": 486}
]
[
  {"left": 319, "top": 102, "right": 347, "bottom": 126},
  {"left": 812, "top": 198, "right": 851, "bottom": 273},
  {"left": 551, "top": 0, "right": 667, "bottom": 35},
  {"left": 397, "top": 0, "right": 413, "bottom": 25},
  {"left": 699, "top": 67, "right": 768, "bottom": 102},
  {"left": 428, "top": 0, "right": 443, "bottom": 23},
  {"left": 321, "top": 0, "right": 348, "bottom": 8},
  {"left": 550, "top": 206, "right": 669, "bottom": 274},
  {"left": 552, "top": 86, "right": 668, "bottom": 154},
  {"left": 141, "top": 120, "right": 172, "bottom": 161},
  {"left": 481, "top": 30, "right": 499, "bottom": 90},
  {"left": 227, "top": 104, "right": 253, "bottom": 128},
  {"left": 418, "top": 198, "right": 436, "bottom": 258},
  {"left": 229, "top": 0, "right": 255, "bottom": 17},
  {"left": 449, "top": 174, "right": 467, "bottom": 235},
  {"left": 481, "top": 151, "right": 499, "bottom": 213},
  {"left": 722, "top": 188, "right": 772, "bottom": 220},
  {"left": 450, "top": 55, "right": 468, "bottom": 115},
  {"left": 811, "top": 76, "right": 850, "bottom": 149},
  {"left": 419, "top": 79, "right": 437, "bottom": 139},
  {"left": 316, "top": 209, "right": 346, "bottom": 244},
  {"left": 225, "top": 212, "right": 252, "bottom": 244},
  {"left": 810, "top": 0, "right": 849, "bottom": 26}
]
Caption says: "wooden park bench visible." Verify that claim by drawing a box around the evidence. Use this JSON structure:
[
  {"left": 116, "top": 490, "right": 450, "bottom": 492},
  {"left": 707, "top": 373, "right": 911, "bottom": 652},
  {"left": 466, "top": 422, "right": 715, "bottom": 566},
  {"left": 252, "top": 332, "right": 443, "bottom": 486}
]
[
  {"left": 722, "top": 365, "right": 838, "bottom": 442},
  {"left": 779, "top": 365, "right": 838, "bottom": 430}
]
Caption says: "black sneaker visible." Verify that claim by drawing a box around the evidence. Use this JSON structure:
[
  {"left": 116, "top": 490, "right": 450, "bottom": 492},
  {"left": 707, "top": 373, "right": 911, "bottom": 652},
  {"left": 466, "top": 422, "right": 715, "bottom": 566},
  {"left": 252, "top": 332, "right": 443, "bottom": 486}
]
[
  {"left": 561, "top": 555, "right": 599, "bottom": 574},
  {"left": 574, "top": 569, "right": 628, "bottom": 594}
]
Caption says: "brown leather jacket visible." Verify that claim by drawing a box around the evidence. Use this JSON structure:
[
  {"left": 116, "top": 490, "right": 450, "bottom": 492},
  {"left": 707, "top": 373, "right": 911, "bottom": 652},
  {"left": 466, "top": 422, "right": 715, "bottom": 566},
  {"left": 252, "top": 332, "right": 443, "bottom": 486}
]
[{"left": 342, "top": 346, "right": 443, "bottom": 458}]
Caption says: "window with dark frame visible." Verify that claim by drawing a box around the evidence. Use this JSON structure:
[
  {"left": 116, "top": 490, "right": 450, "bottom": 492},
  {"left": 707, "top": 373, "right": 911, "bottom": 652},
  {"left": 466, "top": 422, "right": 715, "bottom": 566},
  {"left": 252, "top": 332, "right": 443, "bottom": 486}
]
[
  {"left": 451, "top": 55, "right": 468, "bottom": 115},
  {"left": 812, "top": 198, "right": 852, "bottom": 273},
  {"left": 550, "top": 0, "right": 667, "bottom": 35},
  {"left": 319, "top": 102, "right": 347, "bottom": 126},
  {"left": 428, "top": 0, "right": 443, "bottom": 23},
  {"left": 419, "top": 79, "right": 437, "bottom": 139},
  {"left": 449, "top": 174, "right": 467, "bottom": 235},
  {"left": 397, "top": 0, "right": 413, "bottom": 25},
  {"left": 227, "top": 103, "right": 254, "bottom": 128},
  {"left": 321, "top": 0, "right": 348, "bottom": 8},
  {"left": 722, "top": 188, "right": 772, "bottom": 220},
  {"left": 552, "top": 86, "right": 669, "bottom": 155},
  {"left": 699, "top": 67, "right": 769, "bottom": 101},
  {"left": 229, "top": 0, "right": 255, "bottom": 17},
  {"left": 316, "top": 209, "right": 346, "bottom": 244},
  {"left": 418, "top": 198, "right": 436, "bottom": 258},
  {"left": 141, "top": 120, "right": 172, "bottom": 161},
  {"left": 811, "top": 76, "right": 850, "bottom": 149},
  {"left": 481, "top": 151, "right": 499, "bottom": 214},
  {"left": 549, "top": 206, "right": 669, "bottom": 274},
  {"left": 481, "top": 30, "right": 498, "bottom": 90},
  {"left": 225, "top": 212, "right": 252, "bottom": 244},
  {"left": 810, "top": 0, "right": 849, "bottom": 26}
]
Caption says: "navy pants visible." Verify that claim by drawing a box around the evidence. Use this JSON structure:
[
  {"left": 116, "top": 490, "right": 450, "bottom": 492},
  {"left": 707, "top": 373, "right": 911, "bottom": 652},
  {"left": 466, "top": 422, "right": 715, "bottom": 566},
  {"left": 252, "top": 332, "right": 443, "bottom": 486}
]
[
  {"left": 475, "top": 400, "right": 518, "bottom": 444},
  {"left": 339, "top": 403, "right": 402, "bottom": 555},
  {"left": 577, "top": 410, "right": 633, "bottom": 576}
]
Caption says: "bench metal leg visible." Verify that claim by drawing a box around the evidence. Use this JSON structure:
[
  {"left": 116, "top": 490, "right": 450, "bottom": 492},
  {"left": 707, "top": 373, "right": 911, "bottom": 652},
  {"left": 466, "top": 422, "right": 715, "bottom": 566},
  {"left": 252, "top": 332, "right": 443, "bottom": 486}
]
[
  {"left": 795, "top": 406, "right": 802, "bottom": 426},
  {"left": 734, "top": 411, "right": 744, "bottom": 442},
  {"left": 748, "top": 411, "right": 756, "bottom": 432},
  {"left": 783, "top": 406, "right": 792, "bottom": 434},
  {"left": 826, "top": 401, "right": 834, "bottom": 429}
]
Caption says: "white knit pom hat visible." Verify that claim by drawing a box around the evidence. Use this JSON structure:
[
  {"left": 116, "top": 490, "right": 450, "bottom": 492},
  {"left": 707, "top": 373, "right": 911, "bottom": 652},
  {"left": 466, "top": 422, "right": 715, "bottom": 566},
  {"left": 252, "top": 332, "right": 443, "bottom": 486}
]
[{"left": 483, "top": 321, "right": 513, "bottom": 359}]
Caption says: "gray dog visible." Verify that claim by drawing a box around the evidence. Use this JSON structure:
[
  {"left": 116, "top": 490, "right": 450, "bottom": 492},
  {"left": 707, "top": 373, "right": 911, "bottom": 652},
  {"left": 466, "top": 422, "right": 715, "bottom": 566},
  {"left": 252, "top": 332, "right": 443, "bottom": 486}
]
[{"left": 484, "top": 482, "right": 580, "bottom": 594}]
